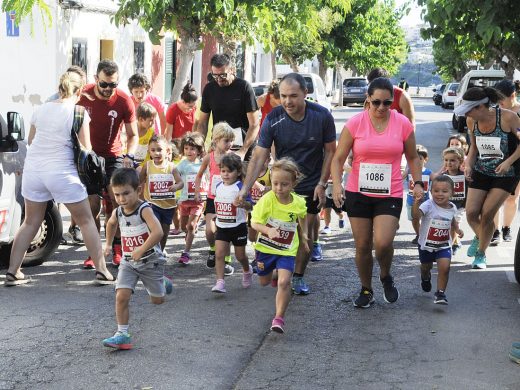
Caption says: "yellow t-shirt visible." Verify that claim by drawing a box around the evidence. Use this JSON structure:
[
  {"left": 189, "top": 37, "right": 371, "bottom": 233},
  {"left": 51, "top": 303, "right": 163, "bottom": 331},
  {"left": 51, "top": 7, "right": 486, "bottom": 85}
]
[
  {"left": 251, "top": 191, "right": 307, "bottom": 257},
  {"left": 135, "top": 128, "right": 155, "bottom": 166},
  {"left": 143, "top": 160, "right": 178, "bottom": 209},
  {"left": 257, "top": 167, "right": 271, "bottom": 188}
]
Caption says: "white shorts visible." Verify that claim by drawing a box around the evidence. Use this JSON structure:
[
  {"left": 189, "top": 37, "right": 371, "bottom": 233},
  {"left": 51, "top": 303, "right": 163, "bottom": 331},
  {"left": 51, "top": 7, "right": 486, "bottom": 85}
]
[{"left": 22, "top": 170, "right": 87, "bottom": 204}]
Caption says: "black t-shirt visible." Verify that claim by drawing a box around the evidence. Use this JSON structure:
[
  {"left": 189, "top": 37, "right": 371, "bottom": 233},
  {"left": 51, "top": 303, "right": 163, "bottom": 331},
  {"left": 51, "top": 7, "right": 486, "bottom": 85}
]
[{"left": 201, "top": 78, "right": 258, "bottom": 131}]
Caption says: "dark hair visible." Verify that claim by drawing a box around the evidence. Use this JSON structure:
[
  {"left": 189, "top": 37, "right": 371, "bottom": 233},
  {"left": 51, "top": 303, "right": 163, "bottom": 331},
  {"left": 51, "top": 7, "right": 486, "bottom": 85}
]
[
  {"left": 416, "top": 144, "right": 429, "bottom": 159},
  {"left": 219, "top": 153, "right": 244, "bottom": 180},
  {"left": 180, "top": 82, "right": 198, "bottom": 103},
  {"left": 268, "top": 79, "right": 280, "bottom": 99},
  {"left": 446, "top": 134, "right": 468, "bottom": 153},
  {"left": 367, "top": 68, "right": 389, "bottom": 83},
  {"left": 128, "top": 73, "right": 151, "bottom": 91},
  {"left": 367, "top": 77, "right": 394, "bottom": 97},
  {"left": 210, "top": 54, "right": 231, "bottom": 68},
  {"left": 96, "top": 60, "right": 118, "bottom": 77},
  {"left": 494, "top": 79, "right": 516, "bottom": 98},
  {"left": 207, "top": 72, "right": 214, "bottom": 83},
  {"left": 136, "top": 102, "right": 157, "bottom": 120},
  {"left": 432, "top": 174, "right": 454, "bottom": 192},
  {"left": 180, "top": 131, "right": 205, "bottom": 157},
  {"left": 280, "top": 73, "right": 307, "bottom": 92},
  {"left": 66, "top": 65, "right": 86, "bottom": 82},
  {"left": 462, "top": 87, "right": 502, "bottom": 105},
  {"left": 111, "top": 168, "right": 139, "bottom": 189},
  {"left": 148, "top": 134, "right": 168, "bottom": 146}
]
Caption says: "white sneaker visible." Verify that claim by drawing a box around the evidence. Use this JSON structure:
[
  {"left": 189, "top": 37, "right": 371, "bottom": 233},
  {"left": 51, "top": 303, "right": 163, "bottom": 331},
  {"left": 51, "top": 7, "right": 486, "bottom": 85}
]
[{"left": 320, "top": 226, "right": 332, "bottom": 235}]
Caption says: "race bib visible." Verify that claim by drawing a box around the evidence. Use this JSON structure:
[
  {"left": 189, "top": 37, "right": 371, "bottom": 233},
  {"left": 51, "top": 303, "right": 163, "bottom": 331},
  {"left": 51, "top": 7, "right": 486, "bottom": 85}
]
[
  {"left": 211, "top": 175, "right": 222, "bottom": 196},
  {"left": 257, "top": 217, "right": 297, "bottom": 251},
  {"left": 250, "top": 182, "right": 265, "bottom": 203},
  {"left": 215, "top": 201, "right": 238, "bottom": 224},
  {"left": 408, "top": 174, "right": 430, "bottom": 196},
  {"left": 325, "top": 180, "right": 333, "bottom": 199},
  {"left": 121, "top": 223, "right": 154, "bottom": 260},
  {"left": 358, "top": 163, "right": 392, "bottom": 195},
  {"left": 232, "top": 127, "right": 244, "bottom": 148},
  {"left": 134, "top": 144, "right": 148, "bottom": 163},
  {"left": 187, "top": 174, "right": 207, "bottom": 200},
  {"left": 149, "top": 173, "right": 175, "bottom": 200},
  {"left": 476, "top": 136, "right": 503, "bottom": 159},
  {"left": 447, "top": 174, "right": 465, "bottom": 201},
  {"left": 425, "top": 219, "right": 451, "bottom": 249}
]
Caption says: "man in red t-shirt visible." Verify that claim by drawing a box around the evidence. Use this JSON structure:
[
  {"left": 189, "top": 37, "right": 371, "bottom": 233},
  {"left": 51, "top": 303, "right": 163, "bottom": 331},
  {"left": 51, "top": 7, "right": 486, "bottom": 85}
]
[{"left": 78, "top": 60, "right": 138, "bottom": 269}]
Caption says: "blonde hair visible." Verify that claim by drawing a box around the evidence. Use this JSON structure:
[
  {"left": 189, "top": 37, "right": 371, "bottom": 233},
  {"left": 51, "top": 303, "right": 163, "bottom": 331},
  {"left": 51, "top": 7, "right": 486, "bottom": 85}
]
[
  {"left": 212, "top": 122, "right": 235, "bottom": 143},
  {"left": 58, "top": 71, "right": 84, "bottom": 99},
  {"left": 271, "top": 158, "right": 303, "bottom": 184},
  {"left": 442, "top": 147, "right": 464, "bottom": 163}
]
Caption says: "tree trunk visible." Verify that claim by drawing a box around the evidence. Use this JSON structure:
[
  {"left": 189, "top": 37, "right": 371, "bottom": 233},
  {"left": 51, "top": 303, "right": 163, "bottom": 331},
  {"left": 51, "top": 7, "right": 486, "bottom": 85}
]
[
  {"left": 219, "top": 39, "right": 237, "bottom": 68},
  {"left": 288, "top": 57, "right": 299, "bottom": 72},
  {"left": 317, "top": 54, "right": 327, "bottom": 83},
  {"left": 271, "top": 51, "right": 277, "bottom": 79},
  {"left": 170, "top": 32, "right": 199, "bottom": 104}
]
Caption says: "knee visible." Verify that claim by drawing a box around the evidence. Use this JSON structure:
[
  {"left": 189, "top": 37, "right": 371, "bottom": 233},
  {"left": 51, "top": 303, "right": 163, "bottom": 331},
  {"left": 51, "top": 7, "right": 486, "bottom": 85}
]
[
  {"left": 374, "top": 241, "right": 393, "bottom": 255},
  {"left": 466, "top": 208, "right": 479, "bottom": 222},
  {"left": 115, "top": 291, "right": 131, "bottom": 306},
  {"left": 480, "top": 210, "right": 496, "bottom": 223},
  {"left": 277, "top": 276, "right": 291, "bottom": 290}
]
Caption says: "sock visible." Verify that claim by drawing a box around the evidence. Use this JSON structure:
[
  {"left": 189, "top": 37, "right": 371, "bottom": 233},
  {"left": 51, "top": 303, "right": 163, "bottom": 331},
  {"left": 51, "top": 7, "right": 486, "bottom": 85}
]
[
  {"left": 210, "top": 245, "right": 215, "bottom": 252},
  {"left": 225, "top": 255, "right": 232, "bottom": 265},
  {"left": 117, "top": 324, "right": 129, "bottom": 334},
  {"left": 293, "top": 273, "right": 303, "bottom": 278},
  {"left": 113, "top": 237, "right": 121, "bottom": 247}
]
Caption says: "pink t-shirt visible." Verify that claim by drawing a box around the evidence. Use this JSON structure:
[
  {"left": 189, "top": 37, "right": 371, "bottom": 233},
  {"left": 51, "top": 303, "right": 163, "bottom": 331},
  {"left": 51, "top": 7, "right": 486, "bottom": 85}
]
[
  {"left": 346, "top": 109, "right": 413, "bottom": 198},
  {"left": 131, "top": 93, "right": 165, "bottom": 134}
]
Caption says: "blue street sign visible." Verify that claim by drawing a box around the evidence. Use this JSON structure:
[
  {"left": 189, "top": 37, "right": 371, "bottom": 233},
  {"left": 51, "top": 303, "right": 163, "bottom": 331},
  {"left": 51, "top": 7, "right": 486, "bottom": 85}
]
[{"left": 6, "top": 11, "right": 19, "bottom": 37}]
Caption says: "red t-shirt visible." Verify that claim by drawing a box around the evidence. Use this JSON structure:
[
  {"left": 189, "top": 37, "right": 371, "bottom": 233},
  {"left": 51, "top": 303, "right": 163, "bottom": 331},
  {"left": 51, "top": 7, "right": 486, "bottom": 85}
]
[
  {"left": 165, "top": 102, "right": 195, "bottom": 140},
  {"left": 78, "top": 84, "right": 136, "bottom": 158}
]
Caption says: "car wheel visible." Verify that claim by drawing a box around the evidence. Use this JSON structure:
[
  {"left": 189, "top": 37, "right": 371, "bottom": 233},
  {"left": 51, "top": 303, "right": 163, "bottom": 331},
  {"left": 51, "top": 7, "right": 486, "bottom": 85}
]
[
  {"left": 514, "top": 228, "right": 520, "bottom": 284},
  {"left": 23, "top": 202, "right": 63, "bottom": 267},
  {"left": 457, "top": 117, "right": 466, "bottom": 133},
  {"left": 441, "top": 102, "right": 445, "bottom": 108}
]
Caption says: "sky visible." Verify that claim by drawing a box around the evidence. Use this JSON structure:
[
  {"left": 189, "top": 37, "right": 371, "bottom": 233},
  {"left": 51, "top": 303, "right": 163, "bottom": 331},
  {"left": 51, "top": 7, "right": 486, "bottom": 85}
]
[{"left": 396, "top": 0, "right": 425, "bottom": 27}]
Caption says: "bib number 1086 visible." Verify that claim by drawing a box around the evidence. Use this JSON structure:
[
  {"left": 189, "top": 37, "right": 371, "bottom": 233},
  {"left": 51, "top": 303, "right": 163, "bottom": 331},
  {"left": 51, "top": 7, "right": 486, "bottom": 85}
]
[{"left": 365, "top": 172, "right": 385, "bottom": 181}]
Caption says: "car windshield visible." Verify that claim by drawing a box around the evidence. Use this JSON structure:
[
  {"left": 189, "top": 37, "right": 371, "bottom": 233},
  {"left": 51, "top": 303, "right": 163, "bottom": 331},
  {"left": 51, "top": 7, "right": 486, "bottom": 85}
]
[
  {"left": 344, "top": 79, "right": 367, "bottom": 88},
  {"left": 449, "top": 83, "right": 459, "bottom": 91}
]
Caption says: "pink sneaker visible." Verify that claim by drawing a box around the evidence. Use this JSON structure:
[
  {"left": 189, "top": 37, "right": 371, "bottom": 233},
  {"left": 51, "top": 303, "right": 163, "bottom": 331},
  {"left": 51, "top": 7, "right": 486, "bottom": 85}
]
[
  {"left": 178, "top": 252, "right": 191, "bottom": 265},
  {"left": 270, "top": 277, "right": 278, "bottom": 288},
  {"left": 112, "top": 244, "right": 122, "bottom": 267},
  {"left": 83, "top": 257, "right": 94, "bottom": 269},
  {"left": 271, "top": 317, "right": 285, "bottom": 333},
  {"left": 169, "top": 228, "right": 182, "bottom": 236},
  {"left": 211, "top": 279, "right": 226, "bottom": 293},
  {"left": 242, "top": 267, "right": 253, "bottom": 288}
]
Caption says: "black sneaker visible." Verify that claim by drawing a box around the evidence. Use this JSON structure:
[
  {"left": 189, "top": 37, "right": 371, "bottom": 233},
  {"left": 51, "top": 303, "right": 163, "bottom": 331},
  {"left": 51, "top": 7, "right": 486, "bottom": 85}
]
[
  {"left": 502, "top": 226, "right": 512, "bottom": 242},
  {"left": 421, "top": 277, "right": 432, "bottom": 292},
  {"left": 353, "top": 287, "right": 375, "bottom": 308},
  {"left": 206, "top": 250, "right": 216, "bottom": 268},
  {"left": 411, "top": 235, "right": 419, "bottom": 245},
  {"left": 490, "top": 229, "right": 500, "bottom": 246},
  {"left": 381, "top": 275, "right": 399, "bottom": 303},
  {"left": 434, "top": 290, "right": 448, "bottom": 305}
]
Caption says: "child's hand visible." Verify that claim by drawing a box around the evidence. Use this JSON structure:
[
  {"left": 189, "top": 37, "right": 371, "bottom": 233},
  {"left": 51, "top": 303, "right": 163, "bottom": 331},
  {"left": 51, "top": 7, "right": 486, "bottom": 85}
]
[
  {"left": 457, "top": 228, "right": 464, "bottom": 238},
  {"left": 168, "top": 184, "right": 176, "bottom": 192},
  {"left": 267, "top": 227, "right": 280, "bottom": 239},
  {"left": 103, "top": 246, "right": 112, "bottom": 258},
  {"left": 131, "top": 248, "right": 142, "bottom": 262},
  {"left": 194, "top": 190, "right": 201, "bottom": 202}
]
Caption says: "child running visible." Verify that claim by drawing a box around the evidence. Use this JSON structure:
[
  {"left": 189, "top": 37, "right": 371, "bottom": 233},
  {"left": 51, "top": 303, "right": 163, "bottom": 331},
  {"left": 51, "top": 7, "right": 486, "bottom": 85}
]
[
  {"left": 195, "top": 122, "right": 235, "bottom": 274},
  {"left": 175, "top": 132, "right": 207, "bottom": 264},
  {"left": 412, "top": 175, "right": 463, "bottom": 305},
  {"left": 140, "top": 135, "right": 183, "bottom": 251},
  {"left": 102, "top": 168, "right": 172, "bottom": 350},
  {"left": 251, "top": 158, "right": 308, "bottom": 333},
  {"left": 212, "top": 153, "right": 253, "bottom": 293},
  {"left": 134, "top": 102, "right": 157, "bottom": 167}
]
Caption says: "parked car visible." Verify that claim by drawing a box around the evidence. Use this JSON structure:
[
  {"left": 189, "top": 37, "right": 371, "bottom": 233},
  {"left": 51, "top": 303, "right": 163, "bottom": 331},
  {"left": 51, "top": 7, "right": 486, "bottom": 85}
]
[
  {"left": 342, "top": 77, "right": 368, "bottom": 105},
  {"left": 441, "top": 82, "right": 459, "bottom": 108},
  {"left": 278, "top": 72, "right": 332, "bottom": 112},
  {"left": 0, "top": 112, "right": 62, "bottom": 268},
  {"left": 251, "top": 82, "right": 269, "bottom": 97},
  {"left": 453, "top": 69, "right": 506, "bottom": 132},
  {"left": 432, "top": 84, "right": 446, "bottom": 105}
]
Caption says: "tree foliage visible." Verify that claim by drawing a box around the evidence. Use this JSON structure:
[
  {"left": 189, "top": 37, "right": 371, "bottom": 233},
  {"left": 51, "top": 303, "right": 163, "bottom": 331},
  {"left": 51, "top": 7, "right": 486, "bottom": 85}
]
[{"left": 1, "top": 0, "right": 52, "bottom": 33}]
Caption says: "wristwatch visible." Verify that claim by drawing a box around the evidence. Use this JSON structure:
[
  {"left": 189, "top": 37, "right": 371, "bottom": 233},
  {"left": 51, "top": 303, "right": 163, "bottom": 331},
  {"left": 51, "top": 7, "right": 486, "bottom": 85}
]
[
  {"left": 317, "top": 181, "right": 327, "bottom": 189},
  {"left": 124, "top": 153, "right": 135, "bottom": 161},
  {"left": 413, "top": 180, "right": 425, "bottom": 188}
]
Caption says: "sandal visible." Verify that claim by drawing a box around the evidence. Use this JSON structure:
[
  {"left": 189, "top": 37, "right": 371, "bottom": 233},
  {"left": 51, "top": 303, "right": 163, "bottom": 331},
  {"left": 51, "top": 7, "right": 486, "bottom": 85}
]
[
  {"left": 95, "top": 271, "right": 115, "bottom": 285},
  {"left": 5, "top": 272, "right": 31, "bottom": 287}
]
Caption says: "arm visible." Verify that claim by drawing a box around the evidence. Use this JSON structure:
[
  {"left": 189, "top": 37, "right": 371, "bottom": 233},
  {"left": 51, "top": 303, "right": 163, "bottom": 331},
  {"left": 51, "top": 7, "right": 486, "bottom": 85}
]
[
  {"left": 237, "top": 110, "right": 260, "bottom": 159},
  {"left": 297, "top": 216, "right": 310, "bottom": 253},
  {"left": 411, "top": 198, "right": 423, "bottom": 228},
  {"left": 131, "top": 207, "right": 163, "bottom": 261},
  {"left": 399, "top": 91, "right": 416, "bottom": 129},
  {"left": 403, "top": 131, "right": 424, "bottom": 200},
  {"left": 451, "top": 216, "right": 464, "bottom": 238},
  {"left": 464, "top": 118, "right": 477, "bottom": 180},
  {"left": 78, "top": 120, "right": 92, "bottom": 151},
  {"left": 331, "top": 127, "right": 353, "bottom": 209},
  {"left": 103, "top": 210, "right": 118, "bottom": 257},
  {"left": 251, "top": 221, "right": 280, "bottom": 239},
  {"left": 165, "top": 124, "right": 173, "bottom": 142},
  {"left": 237, "top": 146, "right": 270, "bottom": 197},
  {"left": 138, "top": 162, "right": 147, "bottom": 185},
  {"left": 28, "top": 125, "right": 36, "bottom": 145},
  {"left": 194, "top": 154, "right": 210, "bottom": 201},
  {"left": 496, "top": 110, "right": 520, "bottom": 175},
  {"left": 124, "top": 121, "right": 138, "bottom": 167},
  {"left": 158, "top": 109, "right": 167, "bottom": 136},
  {"left": 196, "top": 112, "right": 210, "bottom": 139},
  {"left": 256, "top": 94, "right": 266, "bottom": 109},
  {"left": 171, "top": 167, "right": 184, "bottom": 191},
  {"left": 314, "top": 140, "right": 336, "bottom": 207}
]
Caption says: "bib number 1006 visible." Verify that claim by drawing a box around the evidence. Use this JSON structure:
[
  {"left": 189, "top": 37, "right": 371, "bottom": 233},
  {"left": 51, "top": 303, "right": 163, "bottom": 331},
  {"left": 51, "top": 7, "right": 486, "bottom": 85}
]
[{"left": 365, "top": 172, "right": 385, "bottom": 181}]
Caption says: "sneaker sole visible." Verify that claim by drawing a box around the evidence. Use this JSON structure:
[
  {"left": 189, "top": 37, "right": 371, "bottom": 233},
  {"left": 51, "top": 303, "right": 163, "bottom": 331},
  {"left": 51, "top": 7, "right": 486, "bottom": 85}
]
[
  {"left": 383, "top": 290, "right": 399, "bottom": 304},
  {"left": 510, "top": 353, "right": 520, "bottom": 364},
  {"left": 292, "top": 289, "right": 310, "bottom": 295},
  {"left": 271, "top": 325, "right": 285, "bottom": 334},
  {"left": 434, "top": 300, "right": 448, "bottom": 305},
  {"left": 489, "top": 241, "right": 500, "bottom": 246},
  {"left": 211, "top": 289, "right": 226, "bottom": 293},
  {"left": 353, "top": 298, "right": 375, "bottom": 308},
  {"left": 421, "top": 281, "right": 432, "bottom": 293},
  {"left": 206, "top": 263, "right": 216, "bottom": 268},
  {"left": 103, "top": 342, "right": 132, "bottom": 350}
]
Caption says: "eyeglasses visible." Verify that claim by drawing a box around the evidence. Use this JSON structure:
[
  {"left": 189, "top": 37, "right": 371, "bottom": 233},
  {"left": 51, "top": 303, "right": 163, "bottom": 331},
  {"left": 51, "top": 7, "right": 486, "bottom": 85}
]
[
  {"left": 98, "top": 81, "right": 118, "bottom": 89},
  {"left": 370, "top": 99, "right": 393, "bottom": 107},
  {"left": 211, "top": 73, "right": 228, "bottom": 80}
]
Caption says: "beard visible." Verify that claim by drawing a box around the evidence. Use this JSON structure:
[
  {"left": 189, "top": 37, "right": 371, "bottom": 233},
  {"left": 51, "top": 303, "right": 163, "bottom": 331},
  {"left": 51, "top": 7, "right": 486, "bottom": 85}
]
[{"left": 97, "top": 85, "right": 114, "bottom": 98}]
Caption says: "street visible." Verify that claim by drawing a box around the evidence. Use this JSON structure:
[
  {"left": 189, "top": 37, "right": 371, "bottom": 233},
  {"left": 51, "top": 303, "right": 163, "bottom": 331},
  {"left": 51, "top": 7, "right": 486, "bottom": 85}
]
[{"left": 1, "top": 98, "right": 520, "bottom": 390}]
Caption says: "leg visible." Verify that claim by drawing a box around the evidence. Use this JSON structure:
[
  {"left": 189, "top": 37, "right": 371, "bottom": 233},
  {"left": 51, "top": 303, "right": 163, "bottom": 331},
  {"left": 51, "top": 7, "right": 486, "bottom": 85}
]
[
  {"left": 234, "top": 245, "right": 250, "bottom": 272},
  {"left": 215, "top": 240, "right": 229, "bottom": 280},
  {"left": 372, "top": 215, "right": 399, "bottom": 279},
  {"left": 184, "top": 215, "right": 198, "bottom": 252},
  {"left": 274, "top": 269, "right": 292, "bottom": 318},
  {"left": 258, "top": 273, "right": 273, "bottom": 286},
  {"left": 503, "top": 186, "right": 520, "bottom": 228},
  {"left": 465, "top": 188, "right": 488, "bottom": 236},
  {"left": 159, "top": 223, "right": 169, "bottom": 251},
  {"left": 323, "top": 208, "right": 332, "bottom": 228},
  {"left": 88, "top": 194, "right": 102, "bottom": 232},
  {"left": 294, "top": 214, "right": 315, "bottom": 274},
  {"left": 7, "top": 200, "right": 47, "bottom": 277},
  {"left": 349, "top": 217, "right": 374, "bottom": 288},
  {"left": 436, "top": 258, "right": 451, "bottom": 292},
  {"left": 150, "top": 295, "right": 165, "bottom": 304},
  {"left": 205, "top": 213, "right": 216, "bottom": 247},
  {"left": 478, "top": 188, "right": 510, "bottom": 252},
  {"left": 115, "top": 288, "right": 132, "bottom": 326}
]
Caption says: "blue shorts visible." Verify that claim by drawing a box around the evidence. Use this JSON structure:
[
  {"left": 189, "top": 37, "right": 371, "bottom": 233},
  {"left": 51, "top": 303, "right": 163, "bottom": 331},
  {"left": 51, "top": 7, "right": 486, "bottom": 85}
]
[
  {"left": 255, "top": 251, "right": 295, "bottom": 276},
  {"left": 151, "top": 204, "right": 175, "bottom": 225},
  {"left": 418, "top": 247, "right": 452, "bottom": 264}
]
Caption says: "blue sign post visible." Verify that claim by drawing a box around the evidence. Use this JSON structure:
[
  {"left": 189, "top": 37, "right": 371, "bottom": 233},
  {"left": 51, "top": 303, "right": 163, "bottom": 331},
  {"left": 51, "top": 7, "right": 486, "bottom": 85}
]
[{"left": 6, "top": 11, "right": 19, "bottom": 37}]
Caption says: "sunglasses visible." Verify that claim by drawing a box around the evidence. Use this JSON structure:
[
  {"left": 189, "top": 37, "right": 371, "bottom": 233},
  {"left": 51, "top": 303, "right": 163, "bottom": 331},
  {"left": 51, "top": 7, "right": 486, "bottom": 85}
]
[
  {"left": 370, "top": 99, "right": 393, "bottom": 107},
  {"left": 211, "top": 73, "right": 228, "bottom": 80},
  {"left": 98, "top": 81, "right": 118, "bottom": 89}
]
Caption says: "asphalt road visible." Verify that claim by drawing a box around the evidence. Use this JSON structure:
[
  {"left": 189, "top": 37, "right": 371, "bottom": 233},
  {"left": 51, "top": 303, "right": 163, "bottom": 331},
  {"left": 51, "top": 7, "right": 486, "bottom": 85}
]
[{"left": 1, "top": 99, "right": 519, "bottom": 390}]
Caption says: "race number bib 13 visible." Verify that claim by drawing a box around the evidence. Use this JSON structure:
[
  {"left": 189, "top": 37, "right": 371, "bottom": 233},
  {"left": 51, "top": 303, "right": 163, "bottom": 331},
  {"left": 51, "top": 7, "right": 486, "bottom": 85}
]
[
  {"left": 211, "top": 175, "right": 222, "bottom": 196},
  {"left": 215, "top": 201, "right": 238, "bottom": 224},
  {"left": 149, "top": 173, "right": 175, "bottom": 200},
  {"left": 257, "top": 218, "right": 297, "bottom": 251},
  {"left": 121, "top": 223, "right": 154, "bottom": 260},
  {"left": 186, "top": 174, "right": 207, "bottom": 200},
  {"left": 476, "top": 136, "right": 503, "bottom": 159},
  {"left": 358, "top": 163, "right": 392, "bottom": 195},
  {"left": 408, "top": 174, "right": 430, "bottom": 196},
  {"left": 448, "top": 174, "right": 465, "bottom": 201},
  {"left": 425, "top": 219, "right": 451, "bottom": 249}
]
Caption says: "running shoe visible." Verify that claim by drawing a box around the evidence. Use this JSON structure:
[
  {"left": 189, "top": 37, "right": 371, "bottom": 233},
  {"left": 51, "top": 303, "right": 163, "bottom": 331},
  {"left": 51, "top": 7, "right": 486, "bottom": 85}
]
[
  {"left": 292, "top": 276, "right": 310, "bottom": 295},
  {"left": 472, "top": 250, "right": 487, "bottom": 269},
  {"left": 112, "top": 244, "right": 122, "bottom": 267},
  {"left": 353, "top": 287, "right": 375, "bottom": 308},
  {"left": 169, "top": 228, "right": 182, "bottom": 235},
  {"left": 242, "top": 268, "right": 253, "bottom": 288},
  {"left": 178, "top": 252, "right": 191, "bottom": 265},
  {"left": 467, "top": 236, "right": 479, "bottom": 257},
  {"left": 102, "top": 331, "right": 132, "bottom": 350},
  {"left": 224, "top": 264, "right": 235, "bottom": 276},
  {"left": 339, "top": 219, "right": 345, "bottom": 229},
  {"left": 69, "top": 225, "right": 83, "bottom": 244},
  {"left": 451, "top": 243, "right": 461, "bottom": 256},
  {"left": 271, "top": 317, "right": 285, "bottom": 334},
  {"left": 211, "top": 279, "right": 226, "bottom": 293},
  {"left": 320, "top": 226, "right": 332, "bottom": 235},
  {"left": 433, "top": 290, "right": 448, "bottom": 305},
  {"left": 411, "top": 235, "right": 419, "bottom": 245},
  {"left": 206, "top": 250, "right": 216, "bottom": 268},
  {"left": 83, "top": 257, "right": 94, "bottom": 269},
  {"left": 310, "top": 242, "right": 323, "bottom": 262},
  {"left": 421, "top": 271, "right": 432, "bottom": 292},
  {"left": 163, "top": 276, "right": 173, "bottom": 295},
  {"left": 250, "top": 259, "right": 258, "bottom": 274},
  {"left": 502, "top": 226, "right": 512, "bottom": 242},
  {"left": 512, "top": 342, "right": 520, "bottom": 350},
  {"left": 381, "top": 275, "right": 399, "bottom": 303},
  {"left": 490, "top": 229, "right": 501, "bottom": 246},
  {"left": 510, "top": 345, "right": 520, "bottom": 365}
]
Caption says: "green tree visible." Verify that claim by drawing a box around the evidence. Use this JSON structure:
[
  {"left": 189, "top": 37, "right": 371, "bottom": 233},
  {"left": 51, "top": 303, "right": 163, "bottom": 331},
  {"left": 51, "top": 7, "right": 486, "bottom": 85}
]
[{"left": 1, "top": 0, "right": 52, "bottom": 32}]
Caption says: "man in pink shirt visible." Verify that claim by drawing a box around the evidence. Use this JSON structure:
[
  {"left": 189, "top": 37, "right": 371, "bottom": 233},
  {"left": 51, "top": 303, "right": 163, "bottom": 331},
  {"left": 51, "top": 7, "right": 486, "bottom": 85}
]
[{"left": 128, "top": 73, "right": 166, "bottom": 135}]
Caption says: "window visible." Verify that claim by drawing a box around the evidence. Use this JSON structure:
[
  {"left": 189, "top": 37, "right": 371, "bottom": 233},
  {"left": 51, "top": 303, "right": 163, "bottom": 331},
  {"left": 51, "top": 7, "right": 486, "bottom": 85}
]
[
  {"left": 72, "top": 39, "right": 87, "bottom": 72},
  {"left": 235, "top": 43, "right": 245, "bottom": 79},
  {"left": 134, "top": 41, "right": 145, "bottom": 74},
  {"left": 164, "top": 37, "right": 177, "bottom": 103}
]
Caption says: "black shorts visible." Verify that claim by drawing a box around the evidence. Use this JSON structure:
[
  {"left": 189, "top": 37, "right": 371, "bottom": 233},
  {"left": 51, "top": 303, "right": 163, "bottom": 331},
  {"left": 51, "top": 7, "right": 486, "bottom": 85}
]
[
  {"left": 296, "top": 190, "right": 320, "bottom": 215},
  {"left": 215, "top": 223, "right": 248, "bottom": 246},
  {"left": 343, "top": 190, "right": 403, "bottom": 219},
  {"left": 104, "top": 156, "right": 124, "bottom": 185},
  {"left": 469, "top": 170, "right": 519, "bottom": 195},
  {"left": 204, "top": 198, "right": 216, "bottom": 215},
  {"left": 325, "top": 197, "right": 343, "bottom": 213}
]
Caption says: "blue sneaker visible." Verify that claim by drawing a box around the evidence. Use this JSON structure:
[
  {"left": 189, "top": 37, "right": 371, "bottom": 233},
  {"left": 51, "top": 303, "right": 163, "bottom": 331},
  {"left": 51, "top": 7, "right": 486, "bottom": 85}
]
[
  {"left": 310, "top": 242, "right": 323, "bottom": 262},
  {"left": 467, "top": 236, "right": 479, "bottom": 257},
  {"left": 509, "top": 344, "right": 520, "bottom": 364},
  {"left": 103, "top": 331, "right": 132, "bottom": 350},
  {"left": 472, "top": 250, "right": 487, "bottom": 269},
  {"left": 292, "top": 276, "right": 310, "bottom": 295},
  {"left": 164, "top": 276, "right": 173, "bottom": 295},
  {"left": 339, "top": 219, "right": 345, "bottom": 229},
  {"left": 512, "top": 341, "right": 520, "bottom": 350}
]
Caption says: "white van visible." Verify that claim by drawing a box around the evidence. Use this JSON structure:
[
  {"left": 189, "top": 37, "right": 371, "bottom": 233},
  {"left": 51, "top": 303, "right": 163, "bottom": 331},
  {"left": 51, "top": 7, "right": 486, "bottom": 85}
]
[
  {"left": 278, "top": 72, "right": 332, "bottom": 112},
  {"left": 452, "top": 69, "right": 505, "bottom": 132}
]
